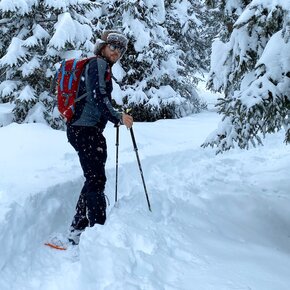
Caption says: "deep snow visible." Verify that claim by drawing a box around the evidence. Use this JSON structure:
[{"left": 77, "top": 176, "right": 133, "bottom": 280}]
[{"left": 0, "top": 101, "right": 290, "bottom": 289}]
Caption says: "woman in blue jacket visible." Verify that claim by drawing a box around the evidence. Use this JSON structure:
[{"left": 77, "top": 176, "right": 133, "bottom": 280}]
[{"left": 66, "top": 30, "right": 133, "bottom": 245}]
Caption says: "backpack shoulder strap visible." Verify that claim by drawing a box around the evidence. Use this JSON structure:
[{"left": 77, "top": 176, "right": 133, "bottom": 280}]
[{"left": 75, "top": 57, "right": 98, "bottom": 102}]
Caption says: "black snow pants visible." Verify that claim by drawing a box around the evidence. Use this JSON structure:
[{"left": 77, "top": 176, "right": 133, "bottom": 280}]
[{"left": 67, "top": 124, "right": 107, "bottom": 230}]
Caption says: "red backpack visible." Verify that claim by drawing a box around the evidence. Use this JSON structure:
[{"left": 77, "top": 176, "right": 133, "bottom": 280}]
[{"left": 56, "top": 57, "right": 96, "bottom": 122}]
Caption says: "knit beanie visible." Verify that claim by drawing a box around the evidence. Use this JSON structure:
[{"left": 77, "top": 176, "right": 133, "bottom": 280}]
[{"left": 93, "top": 30, "right": 128, "bottom": 56}]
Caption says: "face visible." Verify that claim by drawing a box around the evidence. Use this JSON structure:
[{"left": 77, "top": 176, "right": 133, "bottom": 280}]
[{"left": 102, "top": 44, "right": 123, "bottom": 64}]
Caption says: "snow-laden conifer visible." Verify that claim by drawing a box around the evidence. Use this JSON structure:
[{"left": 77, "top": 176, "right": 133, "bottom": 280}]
[
  {"left": 204, "top": 0, "right": 250, "bottom": 42},
  {"left": 96, "top": 0, "right": 207, "bottom": 121},
  {"left": 0, "top": 0, "right": 98, "bottom": 128},
  {"left": 203, "top": 0, "right": 290, "bottom": 153}
]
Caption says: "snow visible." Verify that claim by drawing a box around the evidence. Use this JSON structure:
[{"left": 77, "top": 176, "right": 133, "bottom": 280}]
[
  {"left": 0, "top": 87, "right": 290, "bottom": 289},
  {"left": 21, "top": 56, "right": 41, "bottom": 77},
  {"left": 258, "top": 30, "right": 290, "bottom": 77},
  {"left": 17, "top": 85, "right": 36, "bottom": 101},
  {"left": 196, "top": 74, "right": 222, "bottom": 111},
  {"left": 0, "top": 80, "right": 19, "bottom": 98},
  {"left": 224, "top": 0, "right": 245, "bottom": 16},
  {"left": 125, "top": 18, "right": 151, "bottom": 52},
  {"left": 23, "top": 24, "right": 50, "bottom": 48},
  {"left": 0, "top": 0, "right": 36, "bottom": 15},
  {"left": 238, "top": 30, "right": 290, "bottom": 108},
  {"left": 143, "top": 0, "right": 165, "bottom": 24},
  {"left": 49, "top": 12, "right": 92, "bottom": 50},
  {"left": 44, "top": 0, "right": 91, "bottom": 11},
  {"left": 0, "top": 37, "right": 28, "bottom": 67},
  {"left": 171, "top": 0, "right": 202, "bottom": 28},
  {"left": 0, "top": 103, "right": 14, "bottom": 126},
  {"left": 250, "top": 0, "right": 290, "bottom": 11},
  {"left": 206, "top": 0, "right": 290, "bottom": 152},
  {"left": 208, "top": 39, "right": 229, "bottom": 91},
  {"left": 147, "top": 85, "right": 180, "bottom": 106}
]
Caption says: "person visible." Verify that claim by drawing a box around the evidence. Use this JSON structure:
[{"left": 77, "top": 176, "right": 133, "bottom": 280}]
[{"left": 66, "top": 30, "right": 133, "bottom": 245}]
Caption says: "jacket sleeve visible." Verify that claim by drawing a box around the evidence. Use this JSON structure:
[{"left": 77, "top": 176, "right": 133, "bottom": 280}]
[{"left": 85, "top": 58, "right": 122, "bottom": 125}]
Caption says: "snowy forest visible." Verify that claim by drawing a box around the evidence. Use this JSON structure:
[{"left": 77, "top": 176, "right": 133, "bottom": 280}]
[
  {"left": 1, "top": 1, "right": 290, "bottom": 289},
  {"left": 0, "top": 0, "right": 290, "bottom": 153}
]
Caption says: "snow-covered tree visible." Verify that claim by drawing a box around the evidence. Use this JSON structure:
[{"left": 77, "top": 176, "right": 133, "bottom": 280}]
[
  {"left": 204, "top": 0, "right": 250, "bottom": 42},
  {"left": 0, "top": 0, "right": 98, "bottom": 128},
  {"left": 95, "top": 0, "right": 207, "bottom": 121},
  {"left": 202, "top": 0, "right": 290, "bottom": 153}
]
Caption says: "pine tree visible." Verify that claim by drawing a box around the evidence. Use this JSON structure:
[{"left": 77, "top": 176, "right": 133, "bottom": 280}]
[
  {"left": 202, "top": 0, "right": 290, "bottom": 153},
  {"left": 0, "top": 0, "right": 98, "bottom": 128},
  {"left": 95, "top": 0, "right": 207, "bottom": 121},
  {"left": 204, "top": 0, "right": 245, "bottom": 41}
]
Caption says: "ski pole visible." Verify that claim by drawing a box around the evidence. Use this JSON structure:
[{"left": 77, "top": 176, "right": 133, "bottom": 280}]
[
  {"left": 115, "top": 125, "right": 120, "bottom": 204},
  {"left": 129, "top": 127, "right": 152, "bottom": 212}
]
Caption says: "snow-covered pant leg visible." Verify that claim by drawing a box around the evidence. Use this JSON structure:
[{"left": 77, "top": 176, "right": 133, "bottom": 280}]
[
  {"left": 67, "top": 125, "right": 108, "bottom": 228},
  {"left": 71, "top": 190, "right": 89, "bottom": 230}
]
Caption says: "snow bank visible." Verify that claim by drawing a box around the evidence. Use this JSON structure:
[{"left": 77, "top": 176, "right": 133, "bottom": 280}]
[
  {"left": 0, "top": 111, "right": 290, "bottom": 290},
  {"left": 0, "top": 103, "right": 14, "bottom": 127}
]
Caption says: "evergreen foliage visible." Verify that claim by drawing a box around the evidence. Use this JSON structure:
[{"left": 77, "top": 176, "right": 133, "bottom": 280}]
[
  {"left": 203, "top": 0, "right": 290, "bottom": 153},
  {"left": 0, "top": 0, "right": 210, "bottom": 126},
  {"left": 95, "top": 0, "right": 207, "bottom": 121},
  {"left": 0, "top": 0, "right": 98, "bottom": 128}
]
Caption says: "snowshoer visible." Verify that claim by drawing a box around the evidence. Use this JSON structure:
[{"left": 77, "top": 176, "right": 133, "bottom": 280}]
[{"left": 66, "top": 30, "right": 133, "bottom": 245}]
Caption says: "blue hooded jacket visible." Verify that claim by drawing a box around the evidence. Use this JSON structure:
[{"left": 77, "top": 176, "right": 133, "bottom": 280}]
[{"left": 70, "top": 56, "right": 122, "bottom": 130}]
